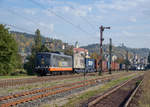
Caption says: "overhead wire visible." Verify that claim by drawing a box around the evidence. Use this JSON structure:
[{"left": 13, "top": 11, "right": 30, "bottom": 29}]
[
  {"left": 0, "top": 23, "right": 34, "bottom": 34},
  {"left": 28, "top": 0, "right": 93, "bottom": 36},
  {"left": 2, "top": 7, "right": 74, "bottom": 45},
  {"left": 5, "top": 8, "right": 51, "bottom": 34},
  {"left": 68, "top": 4, "right": 97, "bottom": 33},
  {"left": 1, "top": 0, "right": 97, "bottom": 45}
]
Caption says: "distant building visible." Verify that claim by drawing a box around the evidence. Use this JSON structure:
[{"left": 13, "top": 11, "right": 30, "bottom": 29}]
[
  {"left": 73, "top": 42, "right": 90, "bottom": 58},
  {"left": 62, "top": 44, "right": 65, "bottom": 50},
  {"left": 73, "top": 47, "right": 87, "bottom": 53},
  {"left": 112, "top": 55, "right": 117, "bottom": 62}
]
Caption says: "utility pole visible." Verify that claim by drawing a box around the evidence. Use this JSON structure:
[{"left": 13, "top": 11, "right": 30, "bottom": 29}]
[
  {"left": 99, "top": 26, "right": 110, "bottom": 76},
  {"left": 126, "top": 50, "right": 129, "bottom": 72},
  {"left": 109, "top": 38, "right": 112, "bottom": 74}
]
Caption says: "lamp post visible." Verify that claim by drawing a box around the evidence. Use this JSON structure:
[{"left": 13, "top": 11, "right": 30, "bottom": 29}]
[{"left": 99, "top": 26, "right": 110, "bottom": 76}]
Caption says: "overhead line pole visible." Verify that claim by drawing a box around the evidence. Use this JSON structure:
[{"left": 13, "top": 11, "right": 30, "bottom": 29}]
[
  {"left": 109, "top": 38, "right": 112, "bottom": 74},
  {"left": 126, "top": 50, "right": 129, "bottom": 72}
]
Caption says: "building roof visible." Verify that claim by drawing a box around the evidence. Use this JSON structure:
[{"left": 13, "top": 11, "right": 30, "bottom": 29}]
[{"left": 73, "top": 48, "right": 88, "bottom": 52}]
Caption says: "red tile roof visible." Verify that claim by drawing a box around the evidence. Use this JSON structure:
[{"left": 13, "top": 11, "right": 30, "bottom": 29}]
[{"left": 73, "top": 48, "right": 88, "bottom": 52}]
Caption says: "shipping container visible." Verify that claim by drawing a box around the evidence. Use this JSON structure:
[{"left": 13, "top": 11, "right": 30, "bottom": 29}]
[
  {"left": 95, "top": 59, "right": 108, "bottom": 72},
  {"left": 85, "top": 58, "right": 96, "bottom": 72},
  {"left": 111, "top": 62, "right": 120, "bottom": 71},
  {"left": 73, "top": 53, "right": 85, "bottom": 69},
  {"left": 102, "top": 61, "right": 108, "bottom": 72},
  {"left": 85, "top": 58, "right": 95, "bottom": 68},
  {"left": 73, "top": 53, "right": 85, "bottom": 73}
]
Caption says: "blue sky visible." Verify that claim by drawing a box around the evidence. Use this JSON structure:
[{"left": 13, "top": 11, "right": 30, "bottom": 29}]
[{"left": 0, "top": 0, "right": 150, "bottom": 48}]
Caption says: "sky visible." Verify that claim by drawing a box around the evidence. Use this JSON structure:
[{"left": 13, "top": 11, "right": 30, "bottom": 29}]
[{"left": 0, "top": 0, "right": 150, "bottom": 48}]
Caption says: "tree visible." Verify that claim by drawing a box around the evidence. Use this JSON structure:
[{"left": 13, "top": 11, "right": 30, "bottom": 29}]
[
  {"left": 0, "top": 24, "right": 20, "bottom": 75},
  {"left": 124, "top": 59, "right": 130, "bottom": 65},
  {"left": 115, "top": 57, "right": 126, "bottom": 64},
  {"left": 64, "top": 46, "right": 73, "bottom": 56},
  {"left": 24, "top": 29, "right": 42, "bottom": 75},
  {"left": 90, "top": 52, "right": 99, "bottom": 59},
  {"left": 34, "top": 29, "right": 42, "bottom": 53}
]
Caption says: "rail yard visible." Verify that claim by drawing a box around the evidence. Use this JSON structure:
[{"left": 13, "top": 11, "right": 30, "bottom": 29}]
[
  {"left": 0, "top": 71, "right": 146, "bottom": 107},
  {"left": 1, "top": 0, "right": 150, "bottom": 107}
]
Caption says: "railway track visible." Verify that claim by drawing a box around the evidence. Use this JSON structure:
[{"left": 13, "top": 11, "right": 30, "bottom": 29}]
[
  {"left": 0, "top": 72, "right": 125, "bottom": 88},
  {"left": 0, "top": 74, "right": 88, "bottom": 88},
  {"left": 0, "top": 72, "right": 133, "bottom": 107},
  {"left": 124, "top": 78, "right": 143, "bottom": 107},
  {"left": 85, "top": 74, "right": 143, "bottom": 107}
]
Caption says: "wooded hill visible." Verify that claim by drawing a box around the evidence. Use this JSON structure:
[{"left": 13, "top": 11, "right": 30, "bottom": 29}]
[
  {"left": 81, "top": 44, "right": 150, "bottom": 58},
  {"left": 11, "top": 31, "right": 149, "bottom": 58},
  {"left": 11, "top": 31, "right": 73, "bottom": 56}
]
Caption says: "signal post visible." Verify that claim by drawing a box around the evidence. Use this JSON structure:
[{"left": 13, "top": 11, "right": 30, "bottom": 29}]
[{"left": 99, "top": 26, "right": 110, "bottom": 76}]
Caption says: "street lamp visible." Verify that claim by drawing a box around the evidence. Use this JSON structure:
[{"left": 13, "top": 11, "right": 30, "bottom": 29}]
[{"left": 99, "top": 25, "right": 111, "bottom": 76}]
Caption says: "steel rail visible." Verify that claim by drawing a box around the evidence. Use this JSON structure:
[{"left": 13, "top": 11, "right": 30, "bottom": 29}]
[
  {"left": 0, "top": 73, "right": 127, "bottom": 107},
  {"left": 88, "top": 74, "right": 143, "bottom": 107},
  {"left": 124, "top": 79, "right": 143, "bottom": 107}
]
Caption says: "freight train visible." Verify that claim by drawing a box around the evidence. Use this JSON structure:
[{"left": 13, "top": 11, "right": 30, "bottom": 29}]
[
  {"left": 35, "top": 52, "right": 122, "bottom": 76},
  {"left": 35, "top": 52, "right": 96, "bottom": 76}
]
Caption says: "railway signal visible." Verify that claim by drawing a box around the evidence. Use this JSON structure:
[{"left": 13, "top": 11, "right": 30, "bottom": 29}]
[{"left": 99, "top": 25, "right": 111, "bottom": 76}]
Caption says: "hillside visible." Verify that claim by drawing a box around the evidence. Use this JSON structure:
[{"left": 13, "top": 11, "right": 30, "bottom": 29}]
[
  {"left": 11, "top": 31, "right": 73, "bottom": 56},
  {"left": 81, "top": 44, "right": 150, "bottom": 58},
  {"left": 10, "top": 31, "right": 149, "bottom": 59}
]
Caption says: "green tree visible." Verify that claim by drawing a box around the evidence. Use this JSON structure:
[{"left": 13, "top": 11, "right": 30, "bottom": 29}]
[
  {"left": 64, "top": 47, "right": 73, "bottom": 56},
  {"left": 34, "top": 29, "right": 42, "bottom": 53},
  {"left": 24, "top": 29, "right": 42, "bottom": 75},
  {"left": 0, "top": 24, "right": 20, "bottom": 75},
  {"left": 124, "top": 59, "right": 130, "bottom": 65},
  {"left": 115, "top": 57, "right": 126, "bottom": 64},
  {"left": 90, "top": 52, "right": 99, "bottom": 59}
]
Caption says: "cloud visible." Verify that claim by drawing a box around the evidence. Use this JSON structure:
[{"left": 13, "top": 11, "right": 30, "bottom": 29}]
[
  {"left": 23, "top": 9, "right": 36, "bottom": 15},
  {"left": 129, "top": 17, "right": 137, "bottom": 22},
  {"left": 43, "top": 9, "right": 54, "bottom": 16},
  {"left": 63, "top": 6, "right": 70, "bottom": 12},
  {"left": 95, "top": 0, "right": 149, "bottom": 13},
  {"left": 1, "top": 0, "right": 150, "bottom": 48},
  {"left": 39, "top": 22, "right": 54, "bottom": 33},
  {"left": 122, "top": 31, "right": 135, "bottom": 37},
  {"left": 36, "top": 0, "right": 93, "bottom": 17}
]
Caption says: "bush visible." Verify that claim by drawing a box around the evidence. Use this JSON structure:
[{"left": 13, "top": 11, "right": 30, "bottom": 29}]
[{"left": 10, "top": 69, "right": 27, "bottom": 76}]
